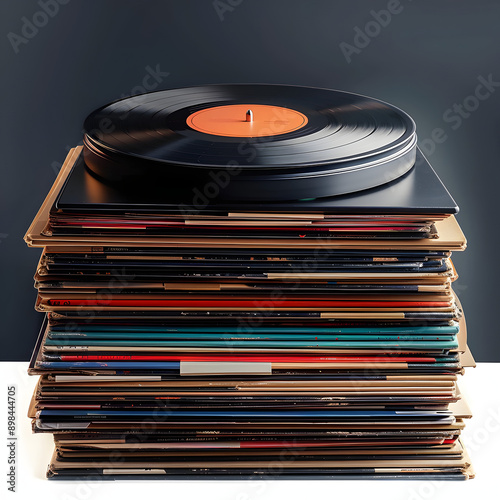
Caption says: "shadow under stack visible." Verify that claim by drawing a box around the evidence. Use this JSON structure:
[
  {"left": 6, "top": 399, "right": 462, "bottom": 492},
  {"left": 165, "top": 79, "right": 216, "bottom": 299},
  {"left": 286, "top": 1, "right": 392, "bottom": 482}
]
[{"left": 25, "top": 85, "right": 475, "bottom": 480}]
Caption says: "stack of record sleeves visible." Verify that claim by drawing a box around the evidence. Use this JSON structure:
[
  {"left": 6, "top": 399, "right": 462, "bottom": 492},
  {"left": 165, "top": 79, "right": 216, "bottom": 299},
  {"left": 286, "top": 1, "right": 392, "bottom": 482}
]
[{"left": 25, "top": 85, "right": 475, "bottom": 480}]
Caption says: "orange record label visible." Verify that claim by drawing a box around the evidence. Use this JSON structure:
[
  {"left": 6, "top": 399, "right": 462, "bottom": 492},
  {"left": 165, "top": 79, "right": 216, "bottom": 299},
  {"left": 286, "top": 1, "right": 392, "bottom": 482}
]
[{"left": 186, "top": 104, "right": 308, "bottom": 137}]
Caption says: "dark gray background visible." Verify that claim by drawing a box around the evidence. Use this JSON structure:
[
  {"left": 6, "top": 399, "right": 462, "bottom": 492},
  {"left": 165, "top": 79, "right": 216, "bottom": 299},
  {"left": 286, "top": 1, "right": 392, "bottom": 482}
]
[{"left": 1, "top": 0, "right": 499, "bottom": 361}]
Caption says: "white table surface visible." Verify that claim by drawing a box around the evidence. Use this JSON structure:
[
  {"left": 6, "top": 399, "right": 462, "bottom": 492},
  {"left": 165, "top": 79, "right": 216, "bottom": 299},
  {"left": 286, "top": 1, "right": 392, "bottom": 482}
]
[{"left": 1, "top": 362, "right": 498, "bottom": 500}]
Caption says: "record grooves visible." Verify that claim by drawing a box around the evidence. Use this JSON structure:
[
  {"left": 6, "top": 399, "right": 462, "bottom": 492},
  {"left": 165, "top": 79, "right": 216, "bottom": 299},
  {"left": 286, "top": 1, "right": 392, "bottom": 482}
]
[{"left": 83, "top": 85, "right": 417, "bottom": 201}]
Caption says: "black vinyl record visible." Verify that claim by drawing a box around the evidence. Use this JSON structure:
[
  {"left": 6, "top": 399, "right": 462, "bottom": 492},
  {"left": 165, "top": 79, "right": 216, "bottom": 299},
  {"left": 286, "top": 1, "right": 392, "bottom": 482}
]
[{"left": 83, "top": 84, "right": 417, "bottom": 201}]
